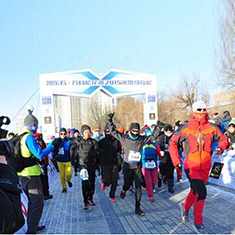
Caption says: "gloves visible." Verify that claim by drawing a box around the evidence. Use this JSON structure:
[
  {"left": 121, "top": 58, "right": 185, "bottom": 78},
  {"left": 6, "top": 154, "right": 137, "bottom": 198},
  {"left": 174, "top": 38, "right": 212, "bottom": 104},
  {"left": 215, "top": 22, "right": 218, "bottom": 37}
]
[
  {"left": 106, "top": 113, "right": 115, "bottom": 122},
  {"left": 175, "top": 163, "right": 182, "bottom": 171},
  {"left": 52, "top": 138, "right": 62, "bottom": 153},
  {"left": 232, "top": 143, "right": 235, "bottom": 149},
  {"left": 215, "top": 147, "right": 223, "bottom": 155}
]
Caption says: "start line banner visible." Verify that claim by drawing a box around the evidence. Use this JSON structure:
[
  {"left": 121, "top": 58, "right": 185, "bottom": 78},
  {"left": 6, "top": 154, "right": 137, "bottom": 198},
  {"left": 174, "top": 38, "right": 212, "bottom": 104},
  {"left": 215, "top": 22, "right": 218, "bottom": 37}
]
[{"left": 208, "top": 150, "right": 235, "bottom": 190}]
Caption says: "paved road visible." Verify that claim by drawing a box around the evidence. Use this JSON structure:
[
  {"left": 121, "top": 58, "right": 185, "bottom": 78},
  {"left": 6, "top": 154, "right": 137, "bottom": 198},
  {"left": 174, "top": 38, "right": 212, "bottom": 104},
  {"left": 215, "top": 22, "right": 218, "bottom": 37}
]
[{"left": 40, "top": 171, "right": 235, "bottom": 234}]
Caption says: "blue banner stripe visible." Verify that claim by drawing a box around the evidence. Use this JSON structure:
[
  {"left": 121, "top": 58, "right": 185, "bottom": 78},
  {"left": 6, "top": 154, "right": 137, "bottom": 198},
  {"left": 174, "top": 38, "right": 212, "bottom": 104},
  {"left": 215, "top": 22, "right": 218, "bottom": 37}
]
[
  {"left": 65, "top": 71, "right": 99, "bottom": 80},
  {"left": 82, "top": 86, "right": 100, "bottom": 94},
  {"left": 102, "top": 86, "right": 125, "bottom": 94},
  {"left": 102, "top": 71, "right": 127, "bottom": 80}
]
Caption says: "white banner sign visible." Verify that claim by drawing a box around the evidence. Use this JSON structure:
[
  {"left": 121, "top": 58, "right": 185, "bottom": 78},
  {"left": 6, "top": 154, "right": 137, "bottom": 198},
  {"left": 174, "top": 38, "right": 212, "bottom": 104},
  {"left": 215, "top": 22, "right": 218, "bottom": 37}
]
[
  {"left": 15, "top": 190, "right": 28, "bottom": 234},
  {"left": 208, "top": 150, "right": 235, "bottom": 190},
  {"left": 47, "top": 153, "right": 58, "bottom": 187}
]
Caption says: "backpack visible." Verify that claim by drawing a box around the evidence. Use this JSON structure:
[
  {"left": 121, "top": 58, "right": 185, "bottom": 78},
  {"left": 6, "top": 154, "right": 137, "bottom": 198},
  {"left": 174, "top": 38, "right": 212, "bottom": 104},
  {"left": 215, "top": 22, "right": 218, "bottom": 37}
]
[{"left": 8, "top": 132, "right": 38, "bottom": 172}]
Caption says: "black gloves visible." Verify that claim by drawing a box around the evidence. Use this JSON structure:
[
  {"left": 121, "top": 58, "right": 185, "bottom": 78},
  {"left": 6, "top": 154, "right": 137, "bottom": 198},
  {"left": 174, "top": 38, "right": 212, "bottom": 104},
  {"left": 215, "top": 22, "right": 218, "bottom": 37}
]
[
  {"left": 106, "top": 113, "right": 115, "bottom": 122},
  {"left": 215, "top": 147, "right": 223, "bottom": 155},
  {"left": 175, "top": 163, "right": 182, "bottom": 171},
  {"left": 52, "top": 138, "right": 62, "bottom": 153}
]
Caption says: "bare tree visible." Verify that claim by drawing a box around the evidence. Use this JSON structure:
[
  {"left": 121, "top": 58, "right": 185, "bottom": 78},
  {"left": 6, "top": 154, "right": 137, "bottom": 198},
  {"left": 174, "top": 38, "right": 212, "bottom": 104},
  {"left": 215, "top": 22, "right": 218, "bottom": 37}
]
[
  {"left": 114, "top": 97, "right": 143, "bottom": 129},
  {"left": 220, "top": 0, "right": 235, "bottom": 89},
  {"left": 173, "top": 74, "right": 199, "bottom": 109},
  {"left": 156, "top": 75, "right": 210, "bottom": 125},
  {"left": 157, "top": 89, "right": 190, "bottom": 125},
  {"left": 173, "top": 74, "right": 210, "bottom": 109}
]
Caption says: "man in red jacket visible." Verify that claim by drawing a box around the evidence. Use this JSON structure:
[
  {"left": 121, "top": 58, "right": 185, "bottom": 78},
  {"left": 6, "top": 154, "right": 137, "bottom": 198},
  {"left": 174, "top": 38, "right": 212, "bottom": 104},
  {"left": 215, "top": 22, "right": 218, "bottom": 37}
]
[{"left": 169, "top": 101, "right": 228, "bottom": 234}]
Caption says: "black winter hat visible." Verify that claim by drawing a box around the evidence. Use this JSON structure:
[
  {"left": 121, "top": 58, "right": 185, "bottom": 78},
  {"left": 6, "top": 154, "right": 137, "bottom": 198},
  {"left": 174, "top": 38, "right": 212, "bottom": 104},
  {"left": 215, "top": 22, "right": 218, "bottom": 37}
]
[
  {"left": 129, "top": 122, "right": 140, "bottom": 131},
  {"left": 164, "top": 124, "right": 173, "bottom": 132},
  {"left": 81, "top": 124, "right": 91, "bottom": 135},
  {"left": 59, "top": 127, "right": 67, "bottom": 133}
]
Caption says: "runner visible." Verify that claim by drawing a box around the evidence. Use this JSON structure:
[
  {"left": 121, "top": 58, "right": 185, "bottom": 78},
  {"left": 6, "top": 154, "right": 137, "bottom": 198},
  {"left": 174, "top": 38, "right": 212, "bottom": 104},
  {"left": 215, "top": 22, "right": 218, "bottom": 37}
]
[
  {"left": 169, "top": 100, "right": 228, "bottom": 234},
  {"left": 106, "top": 113, "right": 159, "bottom": 216}
]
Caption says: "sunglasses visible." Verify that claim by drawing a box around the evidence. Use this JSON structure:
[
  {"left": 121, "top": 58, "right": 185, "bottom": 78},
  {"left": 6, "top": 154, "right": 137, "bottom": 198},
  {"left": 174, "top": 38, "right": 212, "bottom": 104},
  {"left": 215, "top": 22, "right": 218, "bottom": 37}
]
[
  {"left": 60, "top": 132, "right": 66, "bottom": 135},
  {"left": 196, "top": 108, "right": 207, "bottom": 112},
  {"left": 131, "top": 129, "right": 139, "bottom": 134}
]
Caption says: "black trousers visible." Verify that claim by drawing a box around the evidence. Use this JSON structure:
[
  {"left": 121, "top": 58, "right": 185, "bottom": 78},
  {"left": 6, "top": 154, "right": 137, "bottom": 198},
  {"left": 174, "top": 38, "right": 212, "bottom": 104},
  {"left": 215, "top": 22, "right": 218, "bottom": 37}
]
[
  {"left": 123, "top": 167, "right": 142, "bottom": 206},
  {"left": 102, "top": 165, "right": 119, "bottom": 198},
  {"left": 19, "top": 176, "right": 44, "bottom": 234},
  {"left": 40, "top": 166, "right": 50, "bottom": 197},
  {"left": 159, "top": 161, "right": 174, "bottom": 180},
  {"left": 71, "top": 155, "right": 79, "bottom": 174},
  {"left": 82, "top": 167, "right": 96, "bottom": 203}
]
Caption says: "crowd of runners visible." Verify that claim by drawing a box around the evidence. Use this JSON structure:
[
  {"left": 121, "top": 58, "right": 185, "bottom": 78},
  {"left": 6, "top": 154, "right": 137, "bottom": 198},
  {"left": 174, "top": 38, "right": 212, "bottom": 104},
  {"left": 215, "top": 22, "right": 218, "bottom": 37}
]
[{"left": 1, "top": 100, "right": 235, "bottom": 234}]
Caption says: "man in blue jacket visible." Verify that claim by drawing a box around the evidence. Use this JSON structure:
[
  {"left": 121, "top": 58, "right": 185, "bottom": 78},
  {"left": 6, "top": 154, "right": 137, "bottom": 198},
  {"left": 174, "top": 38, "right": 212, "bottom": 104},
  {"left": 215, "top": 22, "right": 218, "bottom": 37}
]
[
  {"left": 53, "top": 127, "right": 73, "bottom": 193},
  {"left": 17, "top": 110, "right": 60, "bottom": 234}
]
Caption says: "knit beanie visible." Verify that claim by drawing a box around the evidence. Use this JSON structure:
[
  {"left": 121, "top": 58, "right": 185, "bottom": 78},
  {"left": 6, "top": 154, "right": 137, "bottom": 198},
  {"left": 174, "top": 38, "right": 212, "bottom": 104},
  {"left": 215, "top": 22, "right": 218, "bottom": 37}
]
[
  {"left": 81, "top": 124, "right": 91, "bottom": 135},
  {"left": 164, "top": 124, "right": 173, "bottom": 132},
  {"left": 145, "top": 129, "right": 153, "bottom": 136},
  {"left": 118, "top": 127, "right": 125, "bottom": 133},
  {"left": 70, "top": 128, "right": 76, "bottom": 133},
  {"left": 59, "top": 127, "right": 67, "bottom": 133},
  {"left": 93, "top": 126, "right": 100, "bottom": 131},
  {"left": 24, "top": 114, "right": 38, "bottom": 126},
  {"left": 129, "top": 122, "right": 140, "bottom": 131}
]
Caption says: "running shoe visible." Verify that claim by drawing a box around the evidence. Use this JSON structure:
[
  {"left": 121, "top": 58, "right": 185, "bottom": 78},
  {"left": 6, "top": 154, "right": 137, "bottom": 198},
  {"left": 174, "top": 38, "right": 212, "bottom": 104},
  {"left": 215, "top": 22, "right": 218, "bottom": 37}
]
[
  {"left": 149, "top": 197, "right": 154, "bottom": 203},
  {"left": 67, "top": 181, "right": 73, "bottom": 188},
  {"left": 36, "top": 225, "right": 46, "bottom": 232},
  {"left": 88, "top": 200, "right": 96, "bottom": 206},
  {"left": 44, "top": 195, "right": 53, "bottom": 200},
  {"left": 83, "top": 203, "right": 89, "bottom": 210},
  {"left": 168, "top": 188, "right": 175, "bottom": 193},
  {"left": 101, "top": 183, "right": 106, "bottom": 191},
  {"left": 192, "top": 223, "right": 208, "bottom": 234},
  {"left": 120, "top": 190, "right": 126, "bottom": 199},
  {"left": 110, "top": 197, "right": 117, "bottom": 202},
  {"left": 62, "top": 189, "right": 67, "bottom": 193},
  {"left": 180, "top": 201, "right": 189, "bottom": 222},
  {"left": 135, "top": 207, "right": 145, "bottom": 216}
]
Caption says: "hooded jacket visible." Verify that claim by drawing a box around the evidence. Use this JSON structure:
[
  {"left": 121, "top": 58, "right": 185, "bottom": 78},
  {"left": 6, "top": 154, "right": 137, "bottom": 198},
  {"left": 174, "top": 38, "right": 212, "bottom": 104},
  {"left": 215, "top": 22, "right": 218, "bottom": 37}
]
[
  {"left": 107, "top": 122, "right": 159, "bottom": 169},
  {"left": 169, "top": 114, "right": 228, "bottom": 170},
  {"left": 99, "top": 135, "right": 121, "bottom": 166}
]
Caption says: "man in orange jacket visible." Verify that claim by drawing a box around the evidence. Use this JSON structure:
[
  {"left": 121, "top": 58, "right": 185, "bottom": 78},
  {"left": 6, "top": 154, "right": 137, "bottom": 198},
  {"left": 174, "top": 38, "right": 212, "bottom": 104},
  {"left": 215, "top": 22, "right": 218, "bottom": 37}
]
[{"left": 169, "top": 101, "right": 228, "bottom": 234}]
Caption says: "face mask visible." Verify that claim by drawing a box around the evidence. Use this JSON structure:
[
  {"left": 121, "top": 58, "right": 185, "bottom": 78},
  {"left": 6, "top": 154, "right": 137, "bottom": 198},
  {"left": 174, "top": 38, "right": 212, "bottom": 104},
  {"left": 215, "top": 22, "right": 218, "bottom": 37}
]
[
  {"left": 193, "top": 112, "right": 207, "bottom": 120},
  {"left": 26, "top": 125, "right": 38, "bottom": 133},
  {"left": 130, "top": 131, "right": 139, "bottom": 138},
  {"left": 74, "top": 133, "right": 79, "bottom": 138},
  {"left": 32, "top": 125, "right": 38, "bottom": 133},
  {"left": 164, "top": 131, "right": 172, "bottom": 137}
]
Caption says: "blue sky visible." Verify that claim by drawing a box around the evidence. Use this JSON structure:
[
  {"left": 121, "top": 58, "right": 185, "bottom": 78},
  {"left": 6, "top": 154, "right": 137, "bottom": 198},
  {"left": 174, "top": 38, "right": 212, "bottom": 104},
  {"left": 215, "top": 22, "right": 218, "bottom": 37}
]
[{"left": 0, "top": 0, "right": 222, "bottom": 131}]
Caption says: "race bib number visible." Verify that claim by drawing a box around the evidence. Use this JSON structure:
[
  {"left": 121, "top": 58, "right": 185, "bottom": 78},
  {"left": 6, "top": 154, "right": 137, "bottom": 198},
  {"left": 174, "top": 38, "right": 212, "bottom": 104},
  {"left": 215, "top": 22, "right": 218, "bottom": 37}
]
[
  {"left": 145, "top": 160, "right": 156, "bottom": 169},
  {"left": 128, "top": 150, "right": 141, "bottom": 163},
  {"left": 58, "top": 148, "right": 64, "bottom": 155}
]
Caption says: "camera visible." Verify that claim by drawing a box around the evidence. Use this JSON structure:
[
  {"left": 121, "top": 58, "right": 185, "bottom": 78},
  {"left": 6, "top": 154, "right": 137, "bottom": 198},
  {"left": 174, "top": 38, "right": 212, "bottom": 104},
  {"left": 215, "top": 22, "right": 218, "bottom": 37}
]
[{"left": 0, "top": 116, "right": 11, "bottom": 139}]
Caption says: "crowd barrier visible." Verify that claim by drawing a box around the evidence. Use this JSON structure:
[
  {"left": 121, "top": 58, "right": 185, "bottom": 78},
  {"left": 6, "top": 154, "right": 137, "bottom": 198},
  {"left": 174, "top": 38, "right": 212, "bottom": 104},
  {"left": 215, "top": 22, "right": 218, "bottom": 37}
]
[{"left": 208, "top": 150, "right": 235, "bottom": 190}]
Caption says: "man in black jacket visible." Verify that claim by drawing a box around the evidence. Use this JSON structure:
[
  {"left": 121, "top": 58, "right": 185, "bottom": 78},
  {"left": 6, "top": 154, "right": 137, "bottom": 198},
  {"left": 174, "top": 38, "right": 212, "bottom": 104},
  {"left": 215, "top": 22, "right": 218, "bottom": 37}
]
[
  {"left": 71, "top": 125, "right": 100, "bottom": 210},
  {"left": 0, "top": 140, "right": 24, "bottom": 234},
  {"left": 107, "top": 113, "right": 159, "bottom": 216},
  {"left": 99, "top": 125, "right": 122, "bottom": 202},
  {"left": 156, "top": 124, "right": 175, "bottom": 193}
]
